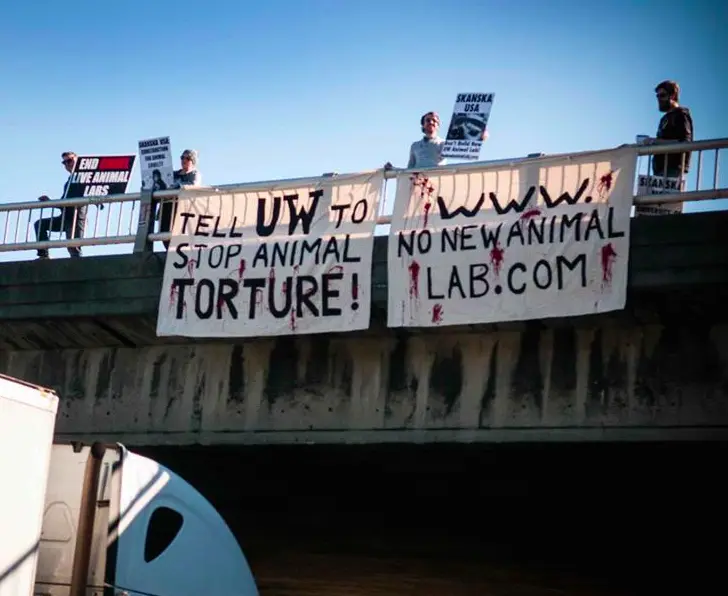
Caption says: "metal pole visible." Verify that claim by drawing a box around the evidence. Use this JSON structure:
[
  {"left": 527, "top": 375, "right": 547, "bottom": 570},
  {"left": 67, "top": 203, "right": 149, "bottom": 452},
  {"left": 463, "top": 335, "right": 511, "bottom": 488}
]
[
  {"left": 69, "top": 442, "right": 106, "bottom": 596},
  {"left": 134, "top": 188, "right": 156, "bottom": 253}
]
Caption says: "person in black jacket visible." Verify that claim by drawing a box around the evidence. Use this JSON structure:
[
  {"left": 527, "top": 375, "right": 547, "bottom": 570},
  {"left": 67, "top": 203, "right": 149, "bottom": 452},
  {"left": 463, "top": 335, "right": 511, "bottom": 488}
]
[
  {"left": 642, "top": 80, "right": 694, "bottom": 178},
  {"left": 33, "top": 151, "right": 86, "bottom": 259}
]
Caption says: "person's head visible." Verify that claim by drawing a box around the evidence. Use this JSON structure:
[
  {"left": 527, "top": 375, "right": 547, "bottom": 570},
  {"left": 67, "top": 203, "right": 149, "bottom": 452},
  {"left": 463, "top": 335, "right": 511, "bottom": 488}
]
[
  {"left": 420, "top": 111, "right": 440, "bottom": 138},
  {"left": 180, "top": 149, "right": 197, "bottom": 172},
  {"left": 655, "top": 80, "right": 680, "bottom": 113},
  {"left": 61, "top": 151, "right": 77, "bottom": 174},
  {"left": 152, "top": 169, "right": 162, "bottom": 181}
]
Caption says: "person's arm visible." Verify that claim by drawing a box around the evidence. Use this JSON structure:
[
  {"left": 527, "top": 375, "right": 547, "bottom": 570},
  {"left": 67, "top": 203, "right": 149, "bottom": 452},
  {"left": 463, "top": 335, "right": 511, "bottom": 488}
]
[
  {"left": 643, "top": 111, "right": 693, "bottom": 145},
  {"left": 407, "top": 145, "right": 416, "bottom": 169},
  {"left": 177, "top": 170, "right": 203, "bottom": 190},
  {"left": 185, "top": 170, "right": 202, "bottom": 186}
]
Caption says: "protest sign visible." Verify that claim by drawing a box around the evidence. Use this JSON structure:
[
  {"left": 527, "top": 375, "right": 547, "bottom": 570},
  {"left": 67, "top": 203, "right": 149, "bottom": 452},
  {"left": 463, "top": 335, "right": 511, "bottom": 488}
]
[
  {"left": 634, "top": 173, "right": 685, "bottom": 216},
  {"left": 64, "top": 155, "right": 136, "bottom": 199},
  {"left": 442, "top": 93, "right": 494, "bottom": 160},
  {"left": 387, "top": 147, "right": 636, "bottom": 328},
  {"left": 156, "top": 172, "right": 383, "bottom": 338},
  {"left": 138, "top": 136, "right": 174, "bottom": 191}
]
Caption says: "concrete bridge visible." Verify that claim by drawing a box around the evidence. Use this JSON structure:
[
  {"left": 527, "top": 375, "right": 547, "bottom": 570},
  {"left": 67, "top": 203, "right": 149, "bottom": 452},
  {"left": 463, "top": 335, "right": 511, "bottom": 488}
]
[{"left": 1, "top": 209, "right": 727, "bottom": 446}]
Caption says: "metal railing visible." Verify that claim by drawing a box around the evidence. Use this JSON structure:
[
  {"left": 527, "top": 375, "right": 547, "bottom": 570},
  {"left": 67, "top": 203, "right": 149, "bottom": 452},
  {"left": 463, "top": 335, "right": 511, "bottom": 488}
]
[{"left": 0, "top": 138, "right": 726, "bottom": 259}]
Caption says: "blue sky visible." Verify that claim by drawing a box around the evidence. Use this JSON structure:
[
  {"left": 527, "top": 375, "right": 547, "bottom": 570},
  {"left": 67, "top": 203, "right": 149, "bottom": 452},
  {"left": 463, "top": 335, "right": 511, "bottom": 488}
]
[{"left": 0, "top": 0, "right": 726, "bottom": 258}]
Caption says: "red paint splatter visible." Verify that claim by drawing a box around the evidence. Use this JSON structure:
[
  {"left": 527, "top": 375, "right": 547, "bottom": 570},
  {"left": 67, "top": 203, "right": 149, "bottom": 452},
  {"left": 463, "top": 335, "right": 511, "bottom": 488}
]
[
  {"left": 238, "top": 259, "right": 246, "bottom": 279},
  {"left": 520, "top": 208, "right": 542, "bottom": 220},
  {"left": 326, "top": 265, "right": 344, "bottom": 276},
  {"left": 186, "top": 259, "right": 196, "bottom": 277},
  {"left": 431, "top": 303, "right": 444, "bottom": 323},
  {"left": 489, "top": 244, "right": 505, "bottom": 276},
  {"left": 293, "top": 265, "right": 300, "bottom": 273},
  {"left": 411, "top": 174, "right": 437, "bottom": 226},
  {"left": 169, "top": 283, "right": 177, "bottom": 305},
  {"left": 289, "top": 309, "right": 297, "bottom": 331},
  {"left": 408, "top": 260, "right": 421, "bottom": 298},
  {"left": 217, "top": 294, "right": 225, "bottom": 312},
  {"left": 268, "top": 267, "right": 275, "bottom": 281},
  {"left": 281, "top": 281, "right": 287, "bottom": 294},
  {"left": 254, "top": 288, "right": 264, "bottom": 310},
  {"left": 601, "top": 243, "right": 618, "bottom": 285},
  {"left": 598, "top": 170, "right": 614, "bottom": 198}
]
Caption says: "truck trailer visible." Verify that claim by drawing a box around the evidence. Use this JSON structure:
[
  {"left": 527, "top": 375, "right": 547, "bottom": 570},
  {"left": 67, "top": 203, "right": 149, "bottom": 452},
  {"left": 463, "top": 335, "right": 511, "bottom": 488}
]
[{"left": 0, "top": 373, "right": 259, "bottom": 595}]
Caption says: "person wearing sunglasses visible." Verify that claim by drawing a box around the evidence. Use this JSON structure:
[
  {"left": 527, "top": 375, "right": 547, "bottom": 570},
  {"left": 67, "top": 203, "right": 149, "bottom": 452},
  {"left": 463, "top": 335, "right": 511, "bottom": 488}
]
[
  {"left": 33, "top": 151, "right": 86, "bottom": 259},
  {"left": 172, "top": 149, "right": 202, "bottom": 188},
  {"left": 641, "top": 80, "right": 694, "bottom": 179}
]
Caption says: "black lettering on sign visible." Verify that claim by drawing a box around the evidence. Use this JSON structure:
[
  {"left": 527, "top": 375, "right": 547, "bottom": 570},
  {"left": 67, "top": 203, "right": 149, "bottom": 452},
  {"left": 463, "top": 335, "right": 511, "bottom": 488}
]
[
  {"left": 489, "top": 186, "right": 535, "bottom": 215},
  {"left": 256, "top": 189, "right": 324, "bottom": 237},
  {"left": 437, "top": 194, "right": 485, "bottom": 220},
  {"left": 398, "top": 230, "right": 433, "bottom": 256},
  {"left": 539, "top": 179, "right": 591, "bottom": 208},
  {"left": 321, "top": 272, "right": 343, "bottom": 316},
  {"left": 172, "top": 278, "right": 194, "bottom": 318},
  {"left": 426, "top": 263, "right": 491, "bottom": 299}
]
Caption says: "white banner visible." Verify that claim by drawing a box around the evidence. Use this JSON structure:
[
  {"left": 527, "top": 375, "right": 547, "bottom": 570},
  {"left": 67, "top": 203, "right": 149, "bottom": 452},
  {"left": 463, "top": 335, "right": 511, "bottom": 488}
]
[
  {"left": 387, "top": 147, "right": 636, "bottom": 328},
  {"left": 156, "top": 172, "right": 383, "bottom": 337},
  {"left": 634, "top": 173, "right": 685, "bottom": 216}
]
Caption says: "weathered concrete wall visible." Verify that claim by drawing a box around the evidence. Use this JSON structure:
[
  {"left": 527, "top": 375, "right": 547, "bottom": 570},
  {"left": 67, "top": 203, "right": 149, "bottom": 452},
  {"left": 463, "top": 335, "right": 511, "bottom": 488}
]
[{"left": 2, "top": 318, "right": 727, "bottom": 445}]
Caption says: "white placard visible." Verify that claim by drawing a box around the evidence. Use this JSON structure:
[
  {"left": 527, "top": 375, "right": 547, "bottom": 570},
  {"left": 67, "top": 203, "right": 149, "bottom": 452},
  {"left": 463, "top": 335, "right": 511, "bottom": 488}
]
[
  {"left": 387, "top": 147, "right": 636, "bottom": 328},
  {"left": 635, "top": 173, "right": 685, "bottom": 216},
  {"left": 441, "top": 92, "right": 494, "bottom": 160},
  {"left": 156, "top": 172, "right": 383, "bottom": 337},
  {"left": 138, "top": 136, "right": 174, "bottom": 191}
]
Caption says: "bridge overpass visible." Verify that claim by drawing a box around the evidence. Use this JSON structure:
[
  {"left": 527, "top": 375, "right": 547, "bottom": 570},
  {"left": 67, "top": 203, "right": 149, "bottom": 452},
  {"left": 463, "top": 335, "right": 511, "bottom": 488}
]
[
  {"left": 1, "top": 139, "right": 727, "bottom": 446},
  {"left": 1, "top": 141, "right": 727, "bottom": 594}
]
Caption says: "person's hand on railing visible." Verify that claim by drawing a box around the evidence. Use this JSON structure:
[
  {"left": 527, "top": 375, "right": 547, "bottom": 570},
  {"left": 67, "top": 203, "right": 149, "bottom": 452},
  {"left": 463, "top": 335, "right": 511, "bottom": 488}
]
[{"left": 38, "top": 195, "right": 50, "bottom": 202}]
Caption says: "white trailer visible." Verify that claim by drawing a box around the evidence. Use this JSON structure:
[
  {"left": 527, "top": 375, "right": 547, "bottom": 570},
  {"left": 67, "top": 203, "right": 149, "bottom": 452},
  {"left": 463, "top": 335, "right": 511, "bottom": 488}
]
[
  {"left": 0, "top": 374, "right": 59, "bottom": 596},
  {"left": 0, "top": 374, "right": 259, "bottom": 595}
]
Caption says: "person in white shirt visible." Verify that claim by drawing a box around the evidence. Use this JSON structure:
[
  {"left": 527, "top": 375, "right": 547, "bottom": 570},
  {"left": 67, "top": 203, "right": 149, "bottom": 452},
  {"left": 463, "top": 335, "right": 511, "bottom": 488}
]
[
  {"left": 385, "top": 111, "right": 488, "bottom": 171},
  {"left": 407, "top": 111, "right": 446, "bottom": 168}
]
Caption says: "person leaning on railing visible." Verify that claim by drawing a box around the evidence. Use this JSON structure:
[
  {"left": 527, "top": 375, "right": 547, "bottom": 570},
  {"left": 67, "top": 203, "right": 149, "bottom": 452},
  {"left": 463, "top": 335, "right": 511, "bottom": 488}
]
[
  {"left": 383, "top": 110, "right": 488, "bottom": 171},
  {"left": 641, "top": 80, "right": 694, "bottom": 179},
  {"left": 33, "top": 151, "right": 86, "bottom": 260},
  {"left": 157, "top": 149, "right": 203, "bottom": 249}
]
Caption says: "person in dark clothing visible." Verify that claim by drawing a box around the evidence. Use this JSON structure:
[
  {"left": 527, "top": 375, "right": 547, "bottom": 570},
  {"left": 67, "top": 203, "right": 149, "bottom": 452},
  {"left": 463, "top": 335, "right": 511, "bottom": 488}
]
[
  {"left": 152, "top": 169, "right": 168, "bottom": 191},
  {"left": 642, "top": 80, "right": 694, "bottom": 178},
  {"left": 33, "top": 151, "right": 86, "bottom": 259}
]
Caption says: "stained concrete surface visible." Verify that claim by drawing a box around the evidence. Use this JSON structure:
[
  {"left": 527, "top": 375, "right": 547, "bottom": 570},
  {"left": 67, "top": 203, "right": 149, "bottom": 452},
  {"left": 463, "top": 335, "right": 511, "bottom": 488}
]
[{"left": 2, "top": 316, "right": 727, "bottom": 445}]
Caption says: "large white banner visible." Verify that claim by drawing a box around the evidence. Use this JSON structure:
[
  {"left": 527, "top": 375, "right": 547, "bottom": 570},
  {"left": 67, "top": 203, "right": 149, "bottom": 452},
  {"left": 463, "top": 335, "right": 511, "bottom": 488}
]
[
  {"left": 387, "top": 147, "right": 636, "bottom": 328},
  {"left": 157, "top": 172, "right": 383, "bottom": 337}
]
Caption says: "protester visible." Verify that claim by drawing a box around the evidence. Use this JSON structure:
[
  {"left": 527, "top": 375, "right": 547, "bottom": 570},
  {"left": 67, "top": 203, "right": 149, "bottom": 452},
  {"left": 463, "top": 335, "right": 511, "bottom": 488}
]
[
  {"left": 385, "top": 110, "right": 488, "bottom": 170},
  {"left": 158, "top": 149, "right": 202, "bottom": 249},
  {"left": 641, "top": 80, "right": 694, "bottom": 178},
  {"left": 172, "top": 149, "right": 202, "bottom": 188},
  {"left": 33, "top": 151, "right": 86, "bottom": 259}
]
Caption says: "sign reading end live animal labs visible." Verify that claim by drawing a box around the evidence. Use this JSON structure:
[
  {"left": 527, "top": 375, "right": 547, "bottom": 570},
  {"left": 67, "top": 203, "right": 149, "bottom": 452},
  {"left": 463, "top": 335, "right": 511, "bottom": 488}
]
[
  {"left": 387, "top": 146, "right": 636, "bottom": 328},
  {"left": 156, "top": 172, "right": 383, "bottom": 338},
  {"left": 65, "top": 155, "right": 136, "bottom": 199}
]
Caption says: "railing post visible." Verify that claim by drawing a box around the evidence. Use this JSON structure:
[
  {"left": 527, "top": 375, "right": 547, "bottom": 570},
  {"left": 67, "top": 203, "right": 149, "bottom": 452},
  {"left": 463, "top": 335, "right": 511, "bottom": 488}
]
[{"left": 134, "top": 189, "right": 155, "bottom": 253}]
